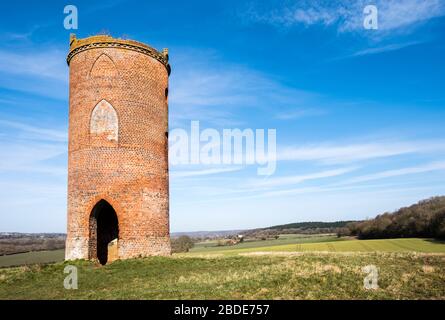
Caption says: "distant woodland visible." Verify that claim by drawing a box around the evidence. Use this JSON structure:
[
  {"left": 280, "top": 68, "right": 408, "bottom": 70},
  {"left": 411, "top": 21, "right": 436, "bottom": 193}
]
[
  {"left": 0, "top": 234, "right": 65, "bottom": 256},
  {"left": 341, "top": 196, "right": 445, "bottom": 239}
]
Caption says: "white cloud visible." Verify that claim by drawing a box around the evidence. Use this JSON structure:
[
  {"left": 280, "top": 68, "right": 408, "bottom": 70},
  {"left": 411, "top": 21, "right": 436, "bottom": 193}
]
[
  {"left": 0, "top": 47, "right": 68, "bottom": 100},
  {"left": 170, "top": 166, "right": 242, "bottom": 178},
  {"left": 169, "top": 50, "right": 326, "bottom": 126},
  {"left": 275, "top": 108, "right": 326, "bottom": 120},
  {"left": 350, "top": 41, "right": 423, "bottom": 56},
  {"left": 339, "top": 161, "right": 445, "bottom": 185},
  {"left": 247, "top": 0, "right": 445, "bottom": 33},
  {"left": 246, "top": 160, "right": 445, "bottom": 199},
  {"left": 0, "top": 119, "right": 67, "bottom": 142},
  {"left": 0, "top": 49, "right": 67, "bottom": 82},
  {"left": 374, "top": 0, "right": 445, "bottom": 31},
  {"left": 248, "top": 167, "right": 357, "bottom": 188},
  {"left": 0, "top": 117, "right": 67, "bottom": 232},
  {"left": 0, "top": 119, "right": 67, "bottom": 175},
  {"left": 0, "top": 140, "right": 66, "bottom": 175},
  {"left": 278, "top": 140, "right": 445, "bottom": 164}
]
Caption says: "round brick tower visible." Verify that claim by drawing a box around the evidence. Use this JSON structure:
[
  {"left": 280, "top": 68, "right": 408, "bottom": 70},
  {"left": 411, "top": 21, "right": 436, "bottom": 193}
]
[{"left": 65, "top": 34, "right": 171, "bottom": 264}]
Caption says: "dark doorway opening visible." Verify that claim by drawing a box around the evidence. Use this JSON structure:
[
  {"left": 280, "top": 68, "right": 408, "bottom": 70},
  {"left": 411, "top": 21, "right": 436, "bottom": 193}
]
[{"left": 89, "top": 200, "right": 119, "bottom": 265}]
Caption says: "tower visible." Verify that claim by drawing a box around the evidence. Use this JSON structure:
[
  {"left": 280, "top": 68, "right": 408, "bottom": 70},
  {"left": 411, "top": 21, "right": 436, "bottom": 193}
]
[{"left": 65, "top": 34, "right": 171, "bottom": 264}]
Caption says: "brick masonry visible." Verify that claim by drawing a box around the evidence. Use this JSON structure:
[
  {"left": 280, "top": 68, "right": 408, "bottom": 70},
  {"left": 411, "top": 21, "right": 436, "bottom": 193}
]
[{"left": 65, "top": 35, "right": 171, "bottom": 262}]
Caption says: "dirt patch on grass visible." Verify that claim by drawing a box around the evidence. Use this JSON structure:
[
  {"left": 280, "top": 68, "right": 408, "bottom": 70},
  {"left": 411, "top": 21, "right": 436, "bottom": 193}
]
[{"left": 422, "top": 265, "right": 435, "bottom": 273}]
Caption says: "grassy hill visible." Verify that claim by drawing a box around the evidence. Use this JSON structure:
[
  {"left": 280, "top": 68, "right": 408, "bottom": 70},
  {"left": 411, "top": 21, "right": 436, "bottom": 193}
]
[
  {"left": 1, "top": 237, "right": 445, "bottom": 299},
  {"left": 2, "top": 197, "right": 445, "bottom": 299},
  {"left": 1, "top": 250, "right": 444, "bottom": 299}
]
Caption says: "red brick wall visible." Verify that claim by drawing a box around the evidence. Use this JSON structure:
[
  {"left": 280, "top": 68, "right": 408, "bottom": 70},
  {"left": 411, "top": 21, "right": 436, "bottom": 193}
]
[{"left": 65, "top": 36, "right": 171, "bottom": 261}]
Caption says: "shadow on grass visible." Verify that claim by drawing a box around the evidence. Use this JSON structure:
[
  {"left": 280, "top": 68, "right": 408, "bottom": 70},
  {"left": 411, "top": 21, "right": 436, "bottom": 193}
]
[{"left": 425, "top": 238, "right": 445, "bottom": 245}]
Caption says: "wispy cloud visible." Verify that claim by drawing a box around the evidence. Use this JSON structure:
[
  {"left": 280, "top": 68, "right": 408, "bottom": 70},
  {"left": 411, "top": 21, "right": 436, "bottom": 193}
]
[
  {"left": 170, "top": 166, "right": 242, "bottom": 178},
  {"left": 0, "top": 119, "right": 67, "bottom": 142},
  {"left": 274, "top": 108, "right": 326, "bottom": 120},
  {"left": 248, "top": 166, "right": 357, "bottom": 188},
  {"left": 350, "top": 41, "right": 423, "bottom": 57},
  {"left": 169, "top": 50, "right": 327, "bottom": 126},
  {"left": 370, "top": 0, "right": 445, "bottom": 31},
  {"left": 0, "top": 140, "right": 66, "bottom": 175},
  {"left": 0, "top": 47, "right": 68, "bottom": 99},
  {"left": 248, "top": 161, "right": 445, "bottom": 199},
  {"left": 0, "top": 119, "right": 66, "bottom": 175},
  {"left": 0, "top": 49, "right": 67, "bottom": 82},
  {"left": 339, "top": 161, "right": 445, "bottom": 185},
  {"left": 278, "top": 140, "right": 445, "bottom": 164},
  {"left": 246, "top": 0, "right": 445, "bottom": 33}
]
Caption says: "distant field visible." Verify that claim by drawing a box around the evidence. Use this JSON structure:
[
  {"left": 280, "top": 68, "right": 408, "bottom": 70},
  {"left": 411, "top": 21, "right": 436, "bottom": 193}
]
[
  {"left": 0, "top": 249, "right": 65, "bottom": 268},
  {"left": 191, "top": 234, "right": 341, "bottom": 252},
  {"left": 2, "top": 237, "right": 445, "bottom": 268},
  {"left": 191, "top": 237, "right": 445, "bottom": 255}
]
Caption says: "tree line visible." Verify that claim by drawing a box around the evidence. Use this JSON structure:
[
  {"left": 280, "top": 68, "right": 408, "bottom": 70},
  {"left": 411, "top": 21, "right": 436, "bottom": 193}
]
[{"left": 340, "top": 196, "right": 445, "bottom": 239}]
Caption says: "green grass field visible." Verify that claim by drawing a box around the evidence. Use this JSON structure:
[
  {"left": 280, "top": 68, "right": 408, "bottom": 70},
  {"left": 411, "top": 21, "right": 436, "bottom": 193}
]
[
  {"left": 191, "top": 234, "right": 344, "bottom": 252},
  {"left": 1, "top": 237, "right": 445, "bottom": 299},
  {"left": 0, "top": 249, "right": 65, "bottom": 268},
  {"left": 190, "top": 237, "right": 445, "bottom": 255},
  {"left": 1, "top": 252, "right": 444, "bottom": 299}
]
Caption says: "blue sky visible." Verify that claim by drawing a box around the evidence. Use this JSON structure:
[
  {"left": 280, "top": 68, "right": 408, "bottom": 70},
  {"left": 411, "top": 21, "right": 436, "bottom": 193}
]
[{"left": 0, "top": 0, "right": 445, "bottom": 232}]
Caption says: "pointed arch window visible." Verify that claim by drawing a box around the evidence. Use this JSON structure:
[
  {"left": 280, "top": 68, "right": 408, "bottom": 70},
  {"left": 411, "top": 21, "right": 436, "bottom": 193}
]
[{"left": 90, "top": 99, "right": 119, "bottom": 144}]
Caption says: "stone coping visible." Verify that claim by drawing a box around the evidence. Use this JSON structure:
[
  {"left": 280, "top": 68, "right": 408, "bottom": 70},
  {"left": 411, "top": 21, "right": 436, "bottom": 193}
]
[{"left": 67, "top": 34, "right": 170, "bottom": 75}]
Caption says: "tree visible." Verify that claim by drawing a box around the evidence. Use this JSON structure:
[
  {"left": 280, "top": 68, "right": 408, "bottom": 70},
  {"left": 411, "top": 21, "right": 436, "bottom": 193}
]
[
  {"left": 431, "top": 208, "right": 445, "bottom": 239},
  {"left": 171, "top": 236, "right": 194, "bottom": 253}
]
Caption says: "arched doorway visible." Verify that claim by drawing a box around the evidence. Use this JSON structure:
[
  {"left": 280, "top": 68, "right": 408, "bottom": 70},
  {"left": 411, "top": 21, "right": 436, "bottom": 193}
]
[{"left": 89, "top": 200, "right": 119, "bottom": 265}]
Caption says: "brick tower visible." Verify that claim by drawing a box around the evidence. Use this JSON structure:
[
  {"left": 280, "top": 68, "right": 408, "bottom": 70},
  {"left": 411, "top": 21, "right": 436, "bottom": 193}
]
[{"left": 65, "top": 34, "right": 171, "bottom": 264}]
